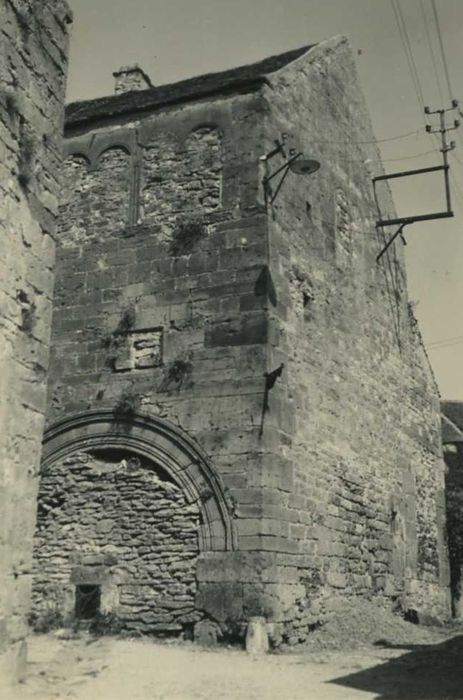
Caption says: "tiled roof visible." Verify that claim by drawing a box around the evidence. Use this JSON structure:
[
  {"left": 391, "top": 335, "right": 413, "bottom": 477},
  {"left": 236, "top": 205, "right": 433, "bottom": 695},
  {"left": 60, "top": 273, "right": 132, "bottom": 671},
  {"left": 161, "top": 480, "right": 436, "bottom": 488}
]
[
  {"left": 441, "top": 401, "right": 463, "bottom": 442},
  {"left": 65, "top": 45, "right": 314, "bottom": 128}
]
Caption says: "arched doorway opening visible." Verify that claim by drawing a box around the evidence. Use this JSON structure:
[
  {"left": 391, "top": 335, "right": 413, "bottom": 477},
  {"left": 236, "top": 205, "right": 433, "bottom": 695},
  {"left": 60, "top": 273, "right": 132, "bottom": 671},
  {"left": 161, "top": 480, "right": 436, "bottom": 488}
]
[{"left": 31, "top": 411, "right": 235, "bottom": 635}]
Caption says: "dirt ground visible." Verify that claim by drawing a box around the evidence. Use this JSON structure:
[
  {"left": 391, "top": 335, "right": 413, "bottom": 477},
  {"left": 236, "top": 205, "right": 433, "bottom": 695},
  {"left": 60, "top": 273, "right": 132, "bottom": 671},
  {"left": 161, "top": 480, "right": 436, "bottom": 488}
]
[{"left": 4, "top": 622, "right": 463, "bottom": 700}]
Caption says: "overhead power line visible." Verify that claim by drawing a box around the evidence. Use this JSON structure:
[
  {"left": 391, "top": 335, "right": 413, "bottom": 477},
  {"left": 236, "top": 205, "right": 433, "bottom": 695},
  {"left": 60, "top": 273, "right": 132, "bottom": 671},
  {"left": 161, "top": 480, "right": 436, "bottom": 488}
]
[
  {"left": 427, "top": 0, "right": 463, "bottom": 153},
  {"left": 428, "top": 334, "right": 463, "bottom": 347},
  {"left": 330, "top": 149, "right": 438, "bottom": 164},
  {"left": 427, "top": 335, "right": 463, "bottom": 350},
  {"left": 420, "top": 0, "right": 444, "bottom": 106},
  {"left": 310, "top": 129, "right": 421, "bottom": 146},
  {"left": 390, "top": 0, "right": 426, "bottom": 114},
  {"left": 358, "top": 130, "right": 421, "bottom": 145},
  {"left": 449, "top": 166, "right": 463, "bottom": 210},
  {"left": 419, "top": 0, "right": 463, "bottom": 158},
  {"left": 379, "top": 148, "right": 438, "bottom": 162},
  {"left": 430, "top": 0, "right": 454, "bottom": 102}
]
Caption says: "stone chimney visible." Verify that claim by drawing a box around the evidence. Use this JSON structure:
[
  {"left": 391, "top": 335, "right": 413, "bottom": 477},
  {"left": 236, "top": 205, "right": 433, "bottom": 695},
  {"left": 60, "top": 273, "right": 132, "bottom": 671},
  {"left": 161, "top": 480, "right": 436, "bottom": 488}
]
[{"left": 113, "top": 65, "right": 153, "bottom": 94}]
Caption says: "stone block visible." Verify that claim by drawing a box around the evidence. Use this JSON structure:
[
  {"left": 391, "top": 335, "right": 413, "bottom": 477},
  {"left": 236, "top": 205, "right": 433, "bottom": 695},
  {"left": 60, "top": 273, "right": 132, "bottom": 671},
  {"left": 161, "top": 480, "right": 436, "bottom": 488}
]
[
  {"left": 195, "top": 583, "right": 243, "bottom": 623},
  {"left": 194, "top": 619, "right": 222, "bottom": 647},
  {"left": 245, "top": 616, "right": 269, "bottom": 654},
  {"left": 205, "top": 314, "right": 267, "bottom": 347},
  {"left": 326, "top": 570, "right": 348, "bottom": 589}
]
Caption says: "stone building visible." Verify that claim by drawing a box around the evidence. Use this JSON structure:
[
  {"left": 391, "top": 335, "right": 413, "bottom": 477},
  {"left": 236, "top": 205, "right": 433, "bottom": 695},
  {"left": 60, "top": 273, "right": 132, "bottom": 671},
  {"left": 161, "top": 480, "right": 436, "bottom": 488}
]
[
  {"left": 0, "top": 0, "right": 71, "bottom": 684},
  {"left": 441, "top": 401, "right": 463, "bottom": 618},
  {"left": 31, "top": 36, "right": 450, "bottom": 645}
]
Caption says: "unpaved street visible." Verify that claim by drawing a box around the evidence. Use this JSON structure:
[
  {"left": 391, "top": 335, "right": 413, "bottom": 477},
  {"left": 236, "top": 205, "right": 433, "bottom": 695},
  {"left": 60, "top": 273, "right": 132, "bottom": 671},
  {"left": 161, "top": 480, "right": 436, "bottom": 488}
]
[{"left": 4, "top": 629, "right": 463, "bottom": 700}]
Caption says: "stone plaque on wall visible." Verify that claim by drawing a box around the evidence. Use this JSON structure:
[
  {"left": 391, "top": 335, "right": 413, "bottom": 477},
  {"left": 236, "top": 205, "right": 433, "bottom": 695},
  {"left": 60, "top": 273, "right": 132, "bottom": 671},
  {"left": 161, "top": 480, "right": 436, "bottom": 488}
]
[{"left": 113, "top": 329, "right": 163, "bottom": 371}]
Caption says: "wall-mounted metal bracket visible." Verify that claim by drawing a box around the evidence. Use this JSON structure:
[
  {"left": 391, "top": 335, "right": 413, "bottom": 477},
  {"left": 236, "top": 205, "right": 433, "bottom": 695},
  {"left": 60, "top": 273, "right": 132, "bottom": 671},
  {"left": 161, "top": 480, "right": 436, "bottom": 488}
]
[
  {"left": 374, "top": 103, "right": 458, "bottom": 262},
  {"left": 262, "top": 151, "right": 305, "bottom": 205},
  {"left": 261, "top": 136, "right": 320, "bottom": 206},
  {"left": 376, "top": 222, "right": 409, "bottom": 262},
  {"left": 258, "top": 363, "right": 284, "bottom": 438}
]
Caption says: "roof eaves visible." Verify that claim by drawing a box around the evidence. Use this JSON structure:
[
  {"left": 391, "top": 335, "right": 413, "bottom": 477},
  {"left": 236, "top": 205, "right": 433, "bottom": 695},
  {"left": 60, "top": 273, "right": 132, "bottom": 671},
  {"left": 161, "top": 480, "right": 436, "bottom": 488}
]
[
  {"left": 65, "top": 75, "right": 269, "bottom": 129},
  {"left": 65, "top": 43, "right": 315, "bottom": 130},
  {"left": 442, "top": 413, "right": 463, "bottom": 443}
]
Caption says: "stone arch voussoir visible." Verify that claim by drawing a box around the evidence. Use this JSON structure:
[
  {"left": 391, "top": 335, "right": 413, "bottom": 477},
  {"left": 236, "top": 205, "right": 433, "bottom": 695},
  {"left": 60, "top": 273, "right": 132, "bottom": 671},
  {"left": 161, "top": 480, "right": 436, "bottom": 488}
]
[{"left": 42, "top": 410, "right": 236, "bottom": 553}]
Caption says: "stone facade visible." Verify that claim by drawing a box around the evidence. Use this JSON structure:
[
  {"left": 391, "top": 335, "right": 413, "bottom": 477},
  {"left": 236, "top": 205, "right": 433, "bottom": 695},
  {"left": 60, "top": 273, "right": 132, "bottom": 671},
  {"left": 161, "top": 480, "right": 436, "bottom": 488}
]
[
  {"left": 32, "top": 37, "right": 450, "bottom": 646},
  {"left": 0, "top": 0, "right": 71, "bottom": 685},
  {"left": 441, "top": 402, "right": 463, "bottom": 618},
  {"left": 259, "top": 37, "right": 449, "bottom": 635}
]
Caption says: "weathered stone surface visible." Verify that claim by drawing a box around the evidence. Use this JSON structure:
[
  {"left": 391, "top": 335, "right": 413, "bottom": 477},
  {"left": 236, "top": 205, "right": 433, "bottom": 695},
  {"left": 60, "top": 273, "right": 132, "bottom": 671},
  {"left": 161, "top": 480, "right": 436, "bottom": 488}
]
[
  {"left": 245, "top": 616, "right": 269, "bottom": 655},
  {"left": 33, "top": 35, "right": 450, "bottom": 650},
  {"left": 59, "top": 148, "right": 131, "bottom": 246},
  {"left": 441, "top": 421, "right": 463, "bottom": 618},
  {"left": 113, "top": 65, "right": 153, "bottom": 95},
  {"left": 193, "top": 619, "right": 221, "bottom": 647},
  {"left": 0, "top": 0, "right": 71, "bottom": 686},
  {"left": 260, "top": 34, "right": 450, "bottom": 630},
  {"left": 32, "top": 451, "right": 201, "bottom": 634}
]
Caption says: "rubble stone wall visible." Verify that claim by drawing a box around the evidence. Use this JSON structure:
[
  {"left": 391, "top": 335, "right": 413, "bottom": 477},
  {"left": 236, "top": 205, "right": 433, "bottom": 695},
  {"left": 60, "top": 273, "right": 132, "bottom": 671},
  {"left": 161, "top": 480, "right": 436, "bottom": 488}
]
[
  {"left": 0, "top": 0, "right": 71, "bottom": 684},
  {"left": 31, "top": 451, "right": 201, "bottom": 635},
  {"left": 59, "top": 149, "right": 131, "bottom": 247}
]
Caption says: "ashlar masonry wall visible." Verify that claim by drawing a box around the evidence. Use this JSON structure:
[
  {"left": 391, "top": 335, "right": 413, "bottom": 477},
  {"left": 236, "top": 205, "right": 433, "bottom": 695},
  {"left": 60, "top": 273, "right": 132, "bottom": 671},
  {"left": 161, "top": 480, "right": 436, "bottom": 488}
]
[
  {"left": 257, "top": 36, "right": 449, "bottom": 637},
  {"left": 0, "top": 0, "right": 71, "bottom": 684},
  {"left": 36, "top": 87, "right": 276, "bottom": 637},
  {"left": 34, "top": 37, "right": 450, "bottom": 647}
]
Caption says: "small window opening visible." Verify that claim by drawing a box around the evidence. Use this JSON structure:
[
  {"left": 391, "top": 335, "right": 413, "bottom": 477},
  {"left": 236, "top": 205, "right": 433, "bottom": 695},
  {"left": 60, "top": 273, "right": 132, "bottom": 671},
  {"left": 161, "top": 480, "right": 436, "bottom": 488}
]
[{"left": 75, "top": 585, "right": 101, "bottom": 620}]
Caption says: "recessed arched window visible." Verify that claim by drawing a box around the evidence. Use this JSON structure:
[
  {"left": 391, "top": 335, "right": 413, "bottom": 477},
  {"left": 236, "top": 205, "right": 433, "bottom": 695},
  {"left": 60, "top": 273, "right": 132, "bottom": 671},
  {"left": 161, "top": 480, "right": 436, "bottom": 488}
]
[
  {"left": 141, "top": 126, "right": 223, "bottom": 234},
  {"left": 58, "top": 147, "right": 131, "bottom": 246}
]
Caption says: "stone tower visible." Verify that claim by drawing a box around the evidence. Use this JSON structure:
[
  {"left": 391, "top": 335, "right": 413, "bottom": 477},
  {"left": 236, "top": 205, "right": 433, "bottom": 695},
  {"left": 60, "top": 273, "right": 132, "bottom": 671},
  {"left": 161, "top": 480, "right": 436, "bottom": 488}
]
[
  {"left": 31, "top": 36, "right": 450, "bottom": 645},
  {"left": 0, "top": 0, "right": 71, "bottom": 685}
]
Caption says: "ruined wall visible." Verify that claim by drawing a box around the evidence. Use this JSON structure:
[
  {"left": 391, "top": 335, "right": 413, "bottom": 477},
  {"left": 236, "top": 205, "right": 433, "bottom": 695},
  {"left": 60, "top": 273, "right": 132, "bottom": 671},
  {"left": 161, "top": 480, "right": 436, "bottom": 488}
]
[
  {"left": 0, "top": 0, "right": 71, "bottom": 684},
  {"left": 31, "top": 450, "right": 201, "bottom": 635},
  {"left": 256, "top": 36, "right": 449, "bottom": 640}
]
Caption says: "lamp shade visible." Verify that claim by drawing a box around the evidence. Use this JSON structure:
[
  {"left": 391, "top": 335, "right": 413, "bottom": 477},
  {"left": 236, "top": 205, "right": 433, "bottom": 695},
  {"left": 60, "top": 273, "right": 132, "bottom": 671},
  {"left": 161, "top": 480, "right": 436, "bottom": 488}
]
[{"left": 289, "top": 158, "right": 320, "bottom": 175}]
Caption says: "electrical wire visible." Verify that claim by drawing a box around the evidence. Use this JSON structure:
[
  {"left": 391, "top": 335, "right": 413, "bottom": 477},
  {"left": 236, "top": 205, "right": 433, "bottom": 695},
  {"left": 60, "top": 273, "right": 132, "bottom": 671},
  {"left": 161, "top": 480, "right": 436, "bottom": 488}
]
[
  {"left": 430, "top": 0, "right": 454, "bottom": 102},
  {"left": 446, "top": 150, "right": 463, "bottom": 209},
  {"left": 420, "top": 0, "right": 444, "bottom": 106},
  {"left": 390, "top": 0, "right": 426, "bottom": 113},
  {"left": 450, "top": 129, "right": 463, "bottom": 167},
  {"left": 419, "top": 0, "right": 463, "bottom": 160},
  {"left": 327, "top": 148, "right": 438, "bottom": 164},
  {"left": 427, "top": 0, "right": 463, "bottom": 154},
  {"left": 450, "top": 171, "right": 463, "bottom": 211},
  {"left": 456, "top": 127, "right": 463, "bottom": 152},
  {"left": 451, "top": 150, "right": 463, "bottom": 167},
  {"left": 428, "top": 334, "right": 463, "bottom": 347},
  {"left": 309, "top": 129, "right": 422, "bottom": 146},
  {"left": 375, "top": 148, "right": 439, "bottom": 162},
  {"left": 427, "top": 336, "right": 463, "bottom": 350}
]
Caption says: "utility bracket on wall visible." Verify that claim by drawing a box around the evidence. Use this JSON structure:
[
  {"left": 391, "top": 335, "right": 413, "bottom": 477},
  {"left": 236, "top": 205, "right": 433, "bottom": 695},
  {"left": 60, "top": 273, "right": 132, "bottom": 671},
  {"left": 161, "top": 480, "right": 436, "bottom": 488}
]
[{"left": 374, "top": 102, "right": 459, "bottom": 262}]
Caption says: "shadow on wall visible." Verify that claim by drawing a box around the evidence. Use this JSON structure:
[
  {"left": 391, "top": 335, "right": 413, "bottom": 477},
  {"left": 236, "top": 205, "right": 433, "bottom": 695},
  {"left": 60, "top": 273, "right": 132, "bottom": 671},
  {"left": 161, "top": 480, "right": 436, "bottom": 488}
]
[{"left": 329, "top": 634, "right": 463, "bottom": 699}]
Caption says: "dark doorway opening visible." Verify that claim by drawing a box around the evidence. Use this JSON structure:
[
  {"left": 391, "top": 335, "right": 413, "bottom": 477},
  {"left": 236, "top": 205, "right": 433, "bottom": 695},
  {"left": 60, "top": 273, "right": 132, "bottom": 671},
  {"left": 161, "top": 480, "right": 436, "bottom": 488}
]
[{"left": 75, "top": 585, "right": 101, "bottom": 619}]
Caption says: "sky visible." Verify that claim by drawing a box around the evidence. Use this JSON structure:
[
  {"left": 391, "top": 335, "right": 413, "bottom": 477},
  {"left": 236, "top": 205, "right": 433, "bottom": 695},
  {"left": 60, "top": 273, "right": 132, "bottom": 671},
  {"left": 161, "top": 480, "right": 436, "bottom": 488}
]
[{"left": 66, "top": 0, "right": 463, "bottom": 399}]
